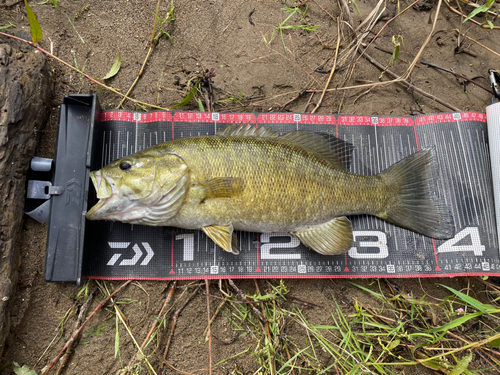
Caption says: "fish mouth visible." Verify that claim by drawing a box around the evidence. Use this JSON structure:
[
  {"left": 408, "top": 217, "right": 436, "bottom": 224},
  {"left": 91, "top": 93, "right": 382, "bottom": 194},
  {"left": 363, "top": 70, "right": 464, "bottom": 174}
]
[
  {"left": 86, "top": 170, "right": 149, "bottom": 222},
  {"left": 86, "top": 170, "right": 113, "bottom": 220}
]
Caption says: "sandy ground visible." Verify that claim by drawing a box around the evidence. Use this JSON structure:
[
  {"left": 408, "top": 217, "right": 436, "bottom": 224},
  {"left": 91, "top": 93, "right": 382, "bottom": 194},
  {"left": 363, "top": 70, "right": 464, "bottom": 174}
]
[{"left": 1, "top": 0, "right": 500, "bottom": 373}]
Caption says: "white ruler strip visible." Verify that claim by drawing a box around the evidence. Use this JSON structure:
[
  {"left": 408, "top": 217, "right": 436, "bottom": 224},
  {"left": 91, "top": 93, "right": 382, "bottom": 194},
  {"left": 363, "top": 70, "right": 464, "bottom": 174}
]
[{"left": 487, "top": 101, "right": 500, "bottom": 253}]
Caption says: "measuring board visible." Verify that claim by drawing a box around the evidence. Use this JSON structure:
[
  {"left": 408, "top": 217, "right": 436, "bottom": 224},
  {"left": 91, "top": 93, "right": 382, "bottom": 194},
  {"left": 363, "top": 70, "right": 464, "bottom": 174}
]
[{"left": 78, "top": 109, "right": 500, "bottom": 280}]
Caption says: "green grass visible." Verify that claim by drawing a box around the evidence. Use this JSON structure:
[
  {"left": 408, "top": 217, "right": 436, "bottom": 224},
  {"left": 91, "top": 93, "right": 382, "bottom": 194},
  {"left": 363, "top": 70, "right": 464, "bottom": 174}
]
[
  {"left": 218, "top": 279, "right": 500, "bottom": 374},
  {"left": 264, "top": 6, "right": 320, "bottom": 56},
  {"left": 32, "top": 278, "right": 500, "bottom": 374}
]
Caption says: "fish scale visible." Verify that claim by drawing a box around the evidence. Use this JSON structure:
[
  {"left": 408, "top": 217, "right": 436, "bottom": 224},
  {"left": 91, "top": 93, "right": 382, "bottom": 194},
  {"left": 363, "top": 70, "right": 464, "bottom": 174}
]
[{"left": 165, "top": 136, "right": 371, "bottom": 229}]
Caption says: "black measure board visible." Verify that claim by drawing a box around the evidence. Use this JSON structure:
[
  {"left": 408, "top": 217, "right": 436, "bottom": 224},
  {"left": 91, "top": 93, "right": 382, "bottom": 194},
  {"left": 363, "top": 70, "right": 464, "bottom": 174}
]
[{"left": 78, "top": 109, "right": 500, "bottom": 280}]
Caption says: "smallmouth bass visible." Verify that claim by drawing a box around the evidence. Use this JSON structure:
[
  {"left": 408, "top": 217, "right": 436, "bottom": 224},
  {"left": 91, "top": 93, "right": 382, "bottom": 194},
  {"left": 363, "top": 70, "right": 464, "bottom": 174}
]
[{"left": 86, "top": 124, "right": 454, "bottom": 255}]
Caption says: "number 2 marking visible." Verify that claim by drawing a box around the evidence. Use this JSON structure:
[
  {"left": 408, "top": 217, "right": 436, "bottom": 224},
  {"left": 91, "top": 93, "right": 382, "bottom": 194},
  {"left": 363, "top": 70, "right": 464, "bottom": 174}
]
[{"left": 260, "top": 233, "right": 301, "bottom": 259}]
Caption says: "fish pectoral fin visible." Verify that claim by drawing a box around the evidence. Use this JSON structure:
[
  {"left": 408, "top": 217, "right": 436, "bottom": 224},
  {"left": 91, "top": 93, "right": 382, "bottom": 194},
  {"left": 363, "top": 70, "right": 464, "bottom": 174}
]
[
  {"left": 202, "top": 224, "right": 239, "bottom": 254},
  {"left": 292, "top": 217, "right": 353, "bottom": 255},
  {"left": 198, "top": 177, "right": 244, "bottom": 200}
]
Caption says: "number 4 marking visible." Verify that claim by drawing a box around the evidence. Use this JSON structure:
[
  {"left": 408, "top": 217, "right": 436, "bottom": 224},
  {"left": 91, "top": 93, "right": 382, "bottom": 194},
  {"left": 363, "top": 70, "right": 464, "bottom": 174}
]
[{"left": 437, "top": 227, "right": 485, "bottom": 256}]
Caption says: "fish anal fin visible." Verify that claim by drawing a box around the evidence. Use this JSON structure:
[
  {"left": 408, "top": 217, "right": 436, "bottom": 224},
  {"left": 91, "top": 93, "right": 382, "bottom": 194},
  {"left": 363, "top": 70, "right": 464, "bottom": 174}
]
[
  {"left": 279, "top": 131, "right": 353, "bottom": 170},
  {"left": 198, "top": 177, "right": 244, "bottom": 200},
  {"left": 202, "top": 224, "right": 239, "bottom": 254},
  {"left": 292, "top": 217, "right": 353, "bottom": 255}
]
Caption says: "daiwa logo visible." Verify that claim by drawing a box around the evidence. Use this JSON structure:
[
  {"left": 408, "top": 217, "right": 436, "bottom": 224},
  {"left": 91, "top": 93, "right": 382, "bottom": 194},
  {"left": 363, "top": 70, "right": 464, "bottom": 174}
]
[{"left": 107, "top": 242, "right": 154, "bottom": 266}]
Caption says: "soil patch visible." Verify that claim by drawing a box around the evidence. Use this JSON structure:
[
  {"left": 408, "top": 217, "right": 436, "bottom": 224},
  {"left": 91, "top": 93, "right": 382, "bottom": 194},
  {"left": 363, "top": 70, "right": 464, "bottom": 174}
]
[{"left": 0, "top": 0, "right": 499, "bottom": 374}]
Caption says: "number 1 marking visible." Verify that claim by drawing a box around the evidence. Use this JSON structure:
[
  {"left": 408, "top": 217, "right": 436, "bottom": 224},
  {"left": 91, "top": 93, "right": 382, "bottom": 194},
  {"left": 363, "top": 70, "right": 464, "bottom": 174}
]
[{"left": 176, "top": 234, "right": 195, "bottom": 261}]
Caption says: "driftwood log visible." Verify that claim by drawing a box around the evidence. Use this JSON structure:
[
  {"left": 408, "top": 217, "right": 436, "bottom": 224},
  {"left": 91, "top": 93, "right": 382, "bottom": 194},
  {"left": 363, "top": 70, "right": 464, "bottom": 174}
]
[{"left": 0, "top": 34, "right": 52, "bottom": 356}]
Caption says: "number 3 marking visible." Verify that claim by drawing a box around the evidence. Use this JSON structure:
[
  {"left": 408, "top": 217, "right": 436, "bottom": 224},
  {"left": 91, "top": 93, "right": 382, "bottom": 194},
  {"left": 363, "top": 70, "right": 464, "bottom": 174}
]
[{"left": 348, "top": 231, "right": 388, "bottom": 259}]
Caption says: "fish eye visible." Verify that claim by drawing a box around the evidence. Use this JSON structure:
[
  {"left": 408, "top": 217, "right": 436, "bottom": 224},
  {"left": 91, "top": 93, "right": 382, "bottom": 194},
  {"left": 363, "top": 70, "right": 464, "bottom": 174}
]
[{"left": 119, "top": 161, "right": 132, "bottom": 171}]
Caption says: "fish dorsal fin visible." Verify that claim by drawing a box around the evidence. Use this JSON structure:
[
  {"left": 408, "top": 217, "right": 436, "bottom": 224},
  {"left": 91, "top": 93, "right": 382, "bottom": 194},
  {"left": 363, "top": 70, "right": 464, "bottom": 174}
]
[
  {"left": 279, "top": 131, "right": 354, "bottom": 171},
  {"left": 217, "top": 123, "right": 280, "bottom": 138},
  {"left": 217, "top": 124, "right": 353, "bottom": 170}
]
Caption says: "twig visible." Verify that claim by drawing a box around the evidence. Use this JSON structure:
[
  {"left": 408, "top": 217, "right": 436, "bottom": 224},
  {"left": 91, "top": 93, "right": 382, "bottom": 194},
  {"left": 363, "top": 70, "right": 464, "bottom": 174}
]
[
  {"left": 204, "top": 299, "right": 227, "bottom": 338},
  {"left": 160, "top": 358, "right": 205, "bottom": 375},
  {"left": 117, "top": 0, "right": 164, "bottom": 108},
  {"left": 125, "top": 281, "right": 177, "bottom": 370},
  {"left": 403, "top": 0, "right": 443, "bottom": 80},
  {"left": 114, "top": 303, "right": 156, "bottom": 375},
  {"left": 284, "top": 345, "right": 296, "bottom": 375},
  {"left": 0, "top": 32, "right": 169, "bottom": 110},
  {"left": 446, "top": 331, "right": 500, "bottom": 366},
  {"left": 454, "top": 30, "right": 500, "bottom": 59},
  {"left": 295, "top": 0, "right": 313, "bottom": 7},
  {"left": 228, "top": 279, "right": 266, "bottom": 321},
  {"left": 356, "top": 0, "right": 421, "bottom": 63},
  {"left": 278, "top": 89, "right": 307, "bottom": 111},
  {"left": 339, "top": 0, "right": 354, "bottom": 29},
  {"left": 311, "top": 19, "right": 340, "bottom": 113},
  {"left": 360, "top": 49, "right": 461, "bottom": 112},
  {"left": 311, "top": 0, "right": 337, "bottom": 24},
  {"left": 366, "top": 328, "right": 500, "bottom": 366},
  {"left": 421, "top": 60, "right": 493, "bottom": 94},
  {"left": 287, "top": 295, "right": 321, "bottom": 308},
  {"left": 206, "top": 280, "right": 213, "bottom": 375},
  {"left": 248, "top": 9, "right": 256, "bottom": 26},
  {"left": 254, "top": 280, "right": 275, "bottom": 375},
  {"left": 55, "top": 293, "right": 94, "bottom": 375},
  {"left": 303, "top": 92, "right": 316, "bottom": 112},
  {"left": 42, "top": 280, "right": 132, "bottom": 375},
  {"left": 162, "top": 286, "right": 201, "bottom": 364}
]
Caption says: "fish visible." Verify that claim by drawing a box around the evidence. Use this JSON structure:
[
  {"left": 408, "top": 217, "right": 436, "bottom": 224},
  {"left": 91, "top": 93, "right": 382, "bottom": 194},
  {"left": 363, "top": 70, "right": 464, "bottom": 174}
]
[{"left": 86, "top": 123, "right": 455, "bottom": 255}]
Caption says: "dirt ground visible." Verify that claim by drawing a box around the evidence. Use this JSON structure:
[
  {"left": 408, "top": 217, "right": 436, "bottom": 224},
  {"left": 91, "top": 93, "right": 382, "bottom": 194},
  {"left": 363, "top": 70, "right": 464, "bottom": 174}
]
[{"left": 1, "top": 0, "right": 500, "bottom": 374}]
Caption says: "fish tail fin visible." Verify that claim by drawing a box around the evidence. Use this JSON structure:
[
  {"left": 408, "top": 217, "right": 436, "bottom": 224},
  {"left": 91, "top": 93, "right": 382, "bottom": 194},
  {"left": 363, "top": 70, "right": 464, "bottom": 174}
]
[{"left": 379, "top": 149, "right": 455, "bottom": 239}]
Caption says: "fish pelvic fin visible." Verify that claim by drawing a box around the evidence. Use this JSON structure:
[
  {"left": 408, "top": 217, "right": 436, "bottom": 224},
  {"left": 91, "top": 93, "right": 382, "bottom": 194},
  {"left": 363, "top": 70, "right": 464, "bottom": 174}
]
[
  {"left": 292, "top": 217, "right": 353, "bottom": 255},
  {"left": 202, "top": 224, "right": 239, "bottom": 254},
  {"left": 379, "top": 148, "right": 455, "bottom": 239}
]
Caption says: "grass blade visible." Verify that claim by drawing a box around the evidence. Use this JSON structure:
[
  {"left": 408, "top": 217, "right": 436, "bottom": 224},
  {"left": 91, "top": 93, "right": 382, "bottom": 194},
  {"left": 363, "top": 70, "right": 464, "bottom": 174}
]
[
  {"left": 463, "top": 0, "right": 495, "bottom": 23},
  {"left": 0, "top": 22, "right": 16, "bottom": 30},
  {"left": 102, "top": 52, "right": 122, "bottom": 80},
  {"left": 440, "top": 284, "right": 499, "bottom": 313},
  {"left": 449, "top": 352, "right": 473, "bottom": 375},
  {"left": 197, "top": 98, "right": 205, "bottom": 112},
  {"left": 487, "top": 337, "right": 500, "bottom": 347},
  {"left": 114, "top": 314, "right": 120, "bottom": 359},
  {"left": 65, "top": 13, "right": 85, "bottom": 44},
  {"left": 24, "top": 0, "right": 42, "bottom": 43},
  {"left": 172, "top": 81, "right": 198, "bottom": 109},
  {"left": 427, "top": 311, "right": 482, "bottom": 333}
]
